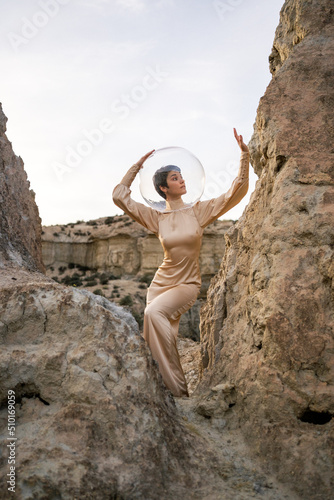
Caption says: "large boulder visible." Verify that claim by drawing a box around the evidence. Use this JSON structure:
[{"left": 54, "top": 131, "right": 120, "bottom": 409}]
[
  {"left": 0, "top": 278, "right": 212, "bottom": 499},
  {"left": 198, "top": 1, "right": 334, "bottom": 498}
]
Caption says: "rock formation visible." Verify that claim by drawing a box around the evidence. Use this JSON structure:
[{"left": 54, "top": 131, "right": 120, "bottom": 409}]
[
  {"left": 0, "top": 103, "right": 44, "bottom": 272},
  {"left": 198, "top": 0, "right": 334, "bottom": 498}
]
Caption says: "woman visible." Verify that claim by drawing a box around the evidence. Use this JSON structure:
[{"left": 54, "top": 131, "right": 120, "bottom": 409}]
[{"left": 112, "top": 128, "right": 249, "bottom": 397}]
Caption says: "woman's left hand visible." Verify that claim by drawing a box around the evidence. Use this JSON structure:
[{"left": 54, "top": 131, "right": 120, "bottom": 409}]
[{"left": 233, "top": 128, "right": 249, "bottom": 152}]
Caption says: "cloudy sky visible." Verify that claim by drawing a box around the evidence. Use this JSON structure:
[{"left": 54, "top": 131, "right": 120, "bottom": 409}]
[{"left": 1, "top": 0, "right": 283, "bottom": 226}]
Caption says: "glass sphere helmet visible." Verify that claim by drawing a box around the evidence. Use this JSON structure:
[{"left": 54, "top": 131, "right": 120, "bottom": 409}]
[{"left": 139, "top": 147, "right": 205, "bottom": 211}]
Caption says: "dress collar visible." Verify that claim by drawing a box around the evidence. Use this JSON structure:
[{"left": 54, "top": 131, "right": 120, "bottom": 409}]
[{"left": 165, "top": 198, "right": 185, "bottom": 211}]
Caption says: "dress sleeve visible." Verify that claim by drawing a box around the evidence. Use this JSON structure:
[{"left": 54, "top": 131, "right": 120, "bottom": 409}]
[
  {"left": 112, "top": 163, "right": 159, "bottom": 234},
  {"left": 193, "top": 151, "right": 249, "bottom": 228}
]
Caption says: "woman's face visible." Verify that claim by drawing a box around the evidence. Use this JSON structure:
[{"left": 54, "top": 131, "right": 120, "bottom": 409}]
[{"left": 160, "top": 170, "right": 187, "bottom": 200}]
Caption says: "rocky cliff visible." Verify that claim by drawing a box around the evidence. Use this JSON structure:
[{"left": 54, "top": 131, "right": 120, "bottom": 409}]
[
  {"left": 0, "top": 103, "right": 44, "bottom": 272},
  {"left": 198, "top": 0, "right": 334, "bottom": 498}
]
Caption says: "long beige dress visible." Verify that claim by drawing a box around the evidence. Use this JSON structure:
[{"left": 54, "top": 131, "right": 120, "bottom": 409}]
[{"left": 112, "top": 150, "right": 249, "bottom": 397}]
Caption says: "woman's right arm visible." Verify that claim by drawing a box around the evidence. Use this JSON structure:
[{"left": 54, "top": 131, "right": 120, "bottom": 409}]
[{"left": 112, "top": 150, "right": 159, "bottom": 233}]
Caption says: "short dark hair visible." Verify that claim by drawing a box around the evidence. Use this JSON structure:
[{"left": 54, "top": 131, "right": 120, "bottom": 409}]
[{"left": 153, "top": 165, "right": 181, "bottom": 200}]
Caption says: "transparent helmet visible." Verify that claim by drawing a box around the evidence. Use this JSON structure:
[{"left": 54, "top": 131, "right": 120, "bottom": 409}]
[{"left": 139, "top": 147, "right": 205, "bottom": 211}]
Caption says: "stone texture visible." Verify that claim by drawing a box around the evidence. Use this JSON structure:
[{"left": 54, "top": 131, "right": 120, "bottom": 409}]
[
  {"left": 0, "top": 103, "right": 44, "bottom": 273},
  {"left": 177, "top": 337, "right": 202, "bottom": 395},
  {"left": 198, "top": 1, "right": 334, "bottom": 499}
]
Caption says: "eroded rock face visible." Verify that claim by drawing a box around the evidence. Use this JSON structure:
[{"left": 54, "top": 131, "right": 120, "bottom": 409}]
[
  {"left": 0, "top": 103, "right": 44, "bottom": 272},
  {"left": 198, "top": 0, "right": 334, "bottom": 498}
]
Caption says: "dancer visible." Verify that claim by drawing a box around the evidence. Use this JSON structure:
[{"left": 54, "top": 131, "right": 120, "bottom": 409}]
[{"left": 112, "top": 128, "right": 249, "bottom": 397}]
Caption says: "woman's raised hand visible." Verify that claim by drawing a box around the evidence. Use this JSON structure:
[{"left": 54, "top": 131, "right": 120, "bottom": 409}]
[
  {"left": 233, "top": 128, "right": 249, "bottom": 153},
  {"left": 136, "top": 150, "right": 155, "bottom": 169}
]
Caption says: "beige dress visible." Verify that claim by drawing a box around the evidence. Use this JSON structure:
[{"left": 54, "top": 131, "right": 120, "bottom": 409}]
[{"left": 112, "top": 151, "right": 249, "bottom": 397}]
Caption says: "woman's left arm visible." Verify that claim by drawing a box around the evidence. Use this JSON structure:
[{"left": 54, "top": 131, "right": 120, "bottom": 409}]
[{"left": 193, "top": 128, "right": 249, "bottom": 228}]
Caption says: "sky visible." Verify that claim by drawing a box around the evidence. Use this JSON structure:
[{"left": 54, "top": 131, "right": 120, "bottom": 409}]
[{"left": 0, "top": 0, "right": 284, "bottom": 226}]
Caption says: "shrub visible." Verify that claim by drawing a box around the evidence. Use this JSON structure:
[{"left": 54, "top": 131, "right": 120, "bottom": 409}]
[
  {"left": 84, "top": 272, "right": 100, "bottom": 281},
  {"left": 61, "top": 275, "right": 83, "bottom": 287},
  {"left": 85, "top": 280, "right": 98, "bottom": 287},
  {"left": 100, "top": 272, "right": 112, "bottom": 285},
  {"left": 139, "top": 274, "right": 153, "bottom": 284},
  {"left": 131, "top": 310, "right": 143, "bottom": 328},
  {"left": 119, "top": 295, "right": 133, "bottom": 306},
  {"left": 58, "top": 266, "right": 66, "bottom": 274},
  {"left": 93, "top": 289, "right": 104, "bottom": 296},
  {"left": 77, "top": 265, "right": 89, "bottom": 273}
]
